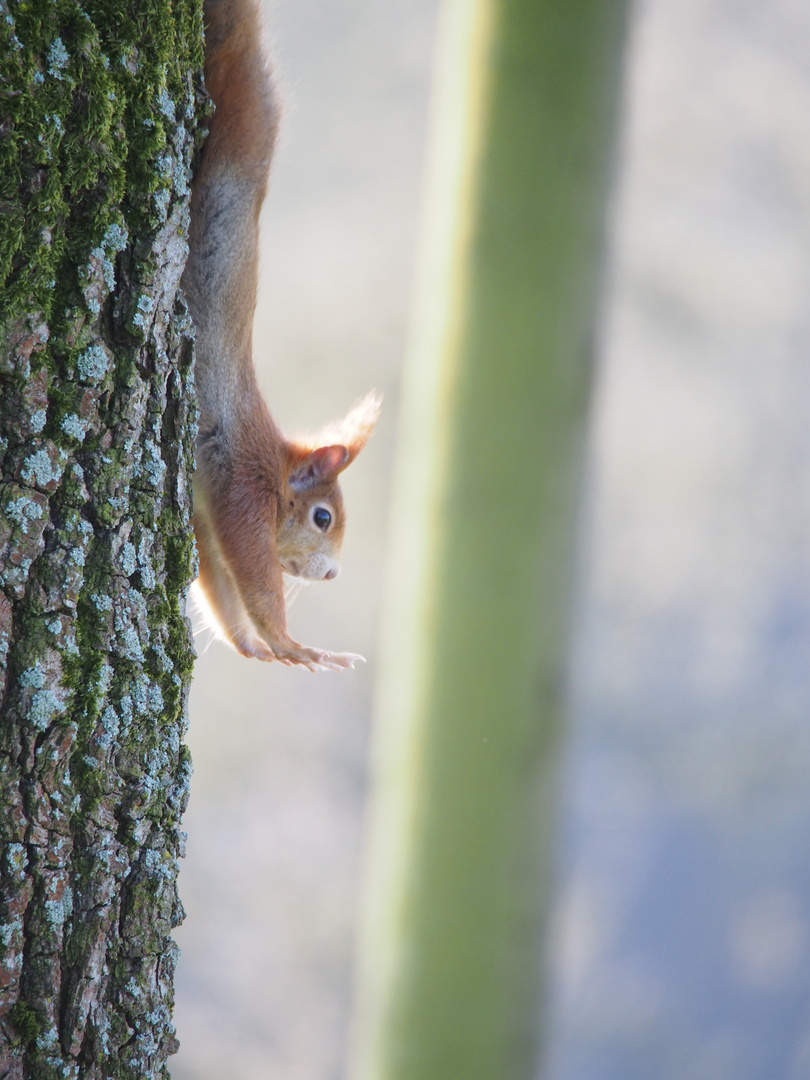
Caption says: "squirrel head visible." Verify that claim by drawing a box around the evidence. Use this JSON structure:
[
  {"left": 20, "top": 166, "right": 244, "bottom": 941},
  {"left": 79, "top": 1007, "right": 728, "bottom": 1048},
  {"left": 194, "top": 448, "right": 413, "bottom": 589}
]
[{"left": 276, "top": 391, "right": 381, "bottom": 581}]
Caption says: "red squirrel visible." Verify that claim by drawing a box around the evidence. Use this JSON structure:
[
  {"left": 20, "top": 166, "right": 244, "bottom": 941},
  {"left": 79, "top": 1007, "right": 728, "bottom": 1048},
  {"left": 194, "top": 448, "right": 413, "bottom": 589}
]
[{"left": 183, "top": 0, "right": 380, "bottom": 672}]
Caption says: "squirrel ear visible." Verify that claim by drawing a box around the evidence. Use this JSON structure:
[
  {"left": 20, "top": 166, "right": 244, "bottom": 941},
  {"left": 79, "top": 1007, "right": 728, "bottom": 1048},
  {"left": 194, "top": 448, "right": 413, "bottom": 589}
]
[{"left": 289, "top": 445, "right": 350, "bottom": 491}]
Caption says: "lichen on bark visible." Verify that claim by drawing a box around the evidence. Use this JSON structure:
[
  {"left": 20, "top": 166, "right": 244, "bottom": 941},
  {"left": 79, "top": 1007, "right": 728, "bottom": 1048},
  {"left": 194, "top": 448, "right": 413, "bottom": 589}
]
[{"left": 0, "top": 1, "right": 204, "bottom": 1077}]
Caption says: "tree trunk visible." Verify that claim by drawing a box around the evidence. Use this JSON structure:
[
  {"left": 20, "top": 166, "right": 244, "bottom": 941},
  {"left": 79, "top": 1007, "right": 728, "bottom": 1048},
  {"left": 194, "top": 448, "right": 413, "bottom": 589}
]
[
  {"left": 353, "top": 0, "right": 628, "bottom": 1077},
  {"left": 0, "top": 2, "right": 202, "bottom": 1077}
]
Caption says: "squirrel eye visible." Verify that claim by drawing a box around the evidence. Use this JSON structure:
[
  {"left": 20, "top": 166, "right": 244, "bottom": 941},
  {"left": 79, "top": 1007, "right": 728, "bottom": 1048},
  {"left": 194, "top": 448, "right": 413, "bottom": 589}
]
[{"left": 313, "top": 506, "right": 332, "bottom": 532}]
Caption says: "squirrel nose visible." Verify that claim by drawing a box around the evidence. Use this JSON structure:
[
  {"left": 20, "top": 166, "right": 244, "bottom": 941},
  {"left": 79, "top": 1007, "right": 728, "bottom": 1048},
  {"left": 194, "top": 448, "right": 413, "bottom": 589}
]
[{"left": 324, "top": 565, "right": 340, "bottom": 581}]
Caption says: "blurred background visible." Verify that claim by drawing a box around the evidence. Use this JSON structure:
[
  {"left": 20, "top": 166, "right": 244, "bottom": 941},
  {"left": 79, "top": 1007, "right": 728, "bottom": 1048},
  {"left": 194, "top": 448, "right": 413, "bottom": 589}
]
[{"left": 171, "top": 0, "right": 810, "bottom": 1077}]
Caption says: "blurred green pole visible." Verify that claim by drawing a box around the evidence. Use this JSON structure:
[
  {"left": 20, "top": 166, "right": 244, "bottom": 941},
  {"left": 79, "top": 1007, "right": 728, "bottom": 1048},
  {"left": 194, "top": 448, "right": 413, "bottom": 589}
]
[{"left": 353, "top": 0, "right": 628, "bottom": 1077}]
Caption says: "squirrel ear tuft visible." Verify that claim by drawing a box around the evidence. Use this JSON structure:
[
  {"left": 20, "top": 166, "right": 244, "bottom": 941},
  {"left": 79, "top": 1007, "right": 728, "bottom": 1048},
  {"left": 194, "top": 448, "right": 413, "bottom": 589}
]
[
  {"left": 340, "top": 390, "right": 382, "bottom": 463},
  {"left": 289, "top": 445, "right": 349, "bottom": 491}
]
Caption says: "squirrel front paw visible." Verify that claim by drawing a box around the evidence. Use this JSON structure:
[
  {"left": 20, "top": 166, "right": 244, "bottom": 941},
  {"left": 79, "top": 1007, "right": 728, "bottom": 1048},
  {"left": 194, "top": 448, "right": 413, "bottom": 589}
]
[{"left": 273, "top": 642, "right": 365, "bottom": 673}]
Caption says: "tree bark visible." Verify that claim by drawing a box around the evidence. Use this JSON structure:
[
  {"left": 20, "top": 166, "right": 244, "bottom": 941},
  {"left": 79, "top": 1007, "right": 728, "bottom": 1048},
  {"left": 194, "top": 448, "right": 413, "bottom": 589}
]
[
  {"left": 0, "top": 2, "right": 203, "bottom": 1077},
  {"left": 353, "top": 0, "right": 628, "bottom": 1077}
]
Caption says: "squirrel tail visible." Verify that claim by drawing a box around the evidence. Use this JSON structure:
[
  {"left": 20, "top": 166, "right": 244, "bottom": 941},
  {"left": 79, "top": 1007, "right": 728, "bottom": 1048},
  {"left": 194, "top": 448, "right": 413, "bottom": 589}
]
[
  {"left": 184, "top": 0, "right": 282, "bottom": 427},
  {"left": 198, "top": 0, "right": 281, "bottom": 186}
]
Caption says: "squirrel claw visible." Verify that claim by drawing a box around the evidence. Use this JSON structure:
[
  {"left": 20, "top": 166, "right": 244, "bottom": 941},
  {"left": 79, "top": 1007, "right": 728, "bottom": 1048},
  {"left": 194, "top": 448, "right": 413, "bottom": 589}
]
[{"left": 316, "top": 650, "right": 364, "bottom": 672}]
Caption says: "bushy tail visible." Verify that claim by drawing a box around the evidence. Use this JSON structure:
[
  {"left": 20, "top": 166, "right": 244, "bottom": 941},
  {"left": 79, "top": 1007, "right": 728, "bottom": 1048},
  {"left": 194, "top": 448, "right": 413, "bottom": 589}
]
[{"left": 183, "top": 0, "right": 282, "bottom": 425}]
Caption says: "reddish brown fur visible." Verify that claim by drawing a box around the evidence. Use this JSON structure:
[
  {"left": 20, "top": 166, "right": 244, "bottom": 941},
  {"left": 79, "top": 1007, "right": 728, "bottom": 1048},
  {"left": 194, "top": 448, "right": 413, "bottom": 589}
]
[
  {"left": 199, "top": 0, "right": 276, "bottom": 186},
  {"left": 183, "top": 0, "right": 380, "bottom": 671}
]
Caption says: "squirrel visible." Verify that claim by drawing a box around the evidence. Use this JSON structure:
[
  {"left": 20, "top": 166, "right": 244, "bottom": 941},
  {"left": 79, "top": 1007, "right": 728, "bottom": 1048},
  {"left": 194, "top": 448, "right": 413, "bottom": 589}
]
[{"left": 182, "top": 0, "right": 380, "bottom": 672}]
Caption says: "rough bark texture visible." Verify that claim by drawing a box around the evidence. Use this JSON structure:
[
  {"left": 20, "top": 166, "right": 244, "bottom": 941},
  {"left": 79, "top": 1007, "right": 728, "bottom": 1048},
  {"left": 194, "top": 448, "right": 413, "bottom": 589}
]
[{"left": 0, "top": 2, "right": 203, "bottom": 1077}]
